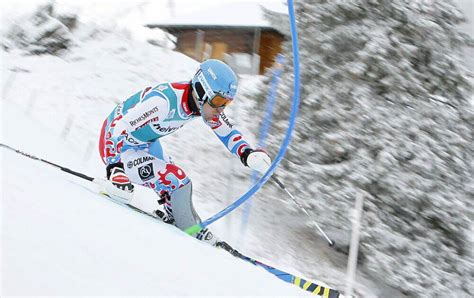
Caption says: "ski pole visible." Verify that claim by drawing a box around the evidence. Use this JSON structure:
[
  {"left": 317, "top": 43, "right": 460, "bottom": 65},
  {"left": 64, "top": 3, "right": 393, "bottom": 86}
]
[
  {"left": 0, "top": 143, "right": 94, "bottom": 181},
  {"left": 1, "top": 143, "right": 133, "bottom": 201},
  {"left": 271, "top": 175, "right": 336, "bottom": 247}
]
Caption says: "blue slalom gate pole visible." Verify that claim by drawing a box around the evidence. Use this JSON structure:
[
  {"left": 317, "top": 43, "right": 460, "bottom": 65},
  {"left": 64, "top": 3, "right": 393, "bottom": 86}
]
[
  {"left": 185, "top": 0, "right": 300, "bottom": 235},
  {"left": 240, "top": 54, "right": 285, "bottom": 236}
]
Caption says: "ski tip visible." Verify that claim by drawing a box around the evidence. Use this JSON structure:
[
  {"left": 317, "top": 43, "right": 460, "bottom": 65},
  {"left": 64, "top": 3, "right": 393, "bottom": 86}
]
[{"left": 329, "top": 240, "right": 336, "bottom": 247}]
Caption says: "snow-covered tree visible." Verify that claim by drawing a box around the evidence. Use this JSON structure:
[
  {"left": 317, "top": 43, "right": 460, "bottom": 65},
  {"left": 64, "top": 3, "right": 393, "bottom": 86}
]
[
  {"left": 265, "top": 0, "right": 473, "bottom": 296},
  {"left": 5, "top": 3, "right": 76, "bottom": 55}
]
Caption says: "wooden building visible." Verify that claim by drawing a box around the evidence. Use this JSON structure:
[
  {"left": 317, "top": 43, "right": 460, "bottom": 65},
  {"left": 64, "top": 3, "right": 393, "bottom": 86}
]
[{"left": 146, "top": 3, "right": 287, "bottom": 75}]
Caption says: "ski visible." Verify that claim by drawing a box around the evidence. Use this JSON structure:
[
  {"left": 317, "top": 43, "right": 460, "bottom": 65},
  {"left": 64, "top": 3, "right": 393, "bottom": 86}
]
[
  {"left": 241, "top": 256, "right": 340, "bottom": 297},
  {"left": 215, "top": 242, "right": 340, "bottom": 297},
  {"left": 1, "top": 144, "right": 341, "bottom": 296},
  {"left": 98, "top": 191, "right": 341, "bottom": 297},
  {"left": 99, "top": 192, "right": 165, "bottom": 222}
]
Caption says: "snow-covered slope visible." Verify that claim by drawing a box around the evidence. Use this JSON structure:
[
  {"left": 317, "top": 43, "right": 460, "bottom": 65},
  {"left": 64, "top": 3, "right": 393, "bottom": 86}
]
[
  {"left": 0, "top": 13, "right": 317, "bottom": 294},
  {"left": 1, "top": 110, "right": 302, "bottom": 296},
  {"left": 0, "top": 88, "right": 311, "bottom": 296},
  {"left": 0, "top": 4, "right": 367, "bottom": 295}
]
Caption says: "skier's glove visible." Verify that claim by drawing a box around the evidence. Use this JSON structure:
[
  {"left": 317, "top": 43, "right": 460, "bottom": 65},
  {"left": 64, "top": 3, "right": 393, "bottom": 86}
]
[
  {"left": 106, "top": 162, "right": 134, "bottom": 193},
  {"left": 241, "top": 148, "right": 271, "bottom": 174}
]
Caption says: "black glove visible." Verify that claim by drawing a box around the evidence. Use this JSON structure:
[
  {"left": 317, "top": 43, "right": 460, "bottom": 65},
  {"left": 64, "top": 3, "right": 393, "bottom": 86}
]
[
  {"left": 240, "top": 148, "right": 254, "bottom": 166},
  {"left": 106, "top": 162, "right": 134, "bottom": 193}
]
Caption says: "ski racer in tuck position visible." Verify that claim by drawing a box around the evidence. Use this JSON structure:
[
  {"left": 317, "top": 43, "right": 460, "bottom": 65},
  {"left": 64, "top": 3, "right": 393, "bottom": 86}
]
[{"left": 98, "top": 59, "right": 271, "bottom": 246}]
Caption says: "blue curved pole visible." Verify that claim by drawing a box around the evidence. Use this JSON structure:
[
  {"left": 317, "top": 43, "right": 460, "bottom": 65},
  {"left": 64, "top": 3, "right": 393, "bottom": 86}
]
[{"left": 186, "top": 0, "right": 300, "bottom": 235}]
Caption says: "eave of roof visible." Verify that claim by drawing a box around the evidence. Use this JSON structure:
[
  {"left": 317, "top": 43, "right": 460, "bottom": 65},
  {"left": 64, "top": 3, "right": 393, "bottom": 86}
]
[{"left": 146, "top": 23, "right": 279, "bottom": 31}]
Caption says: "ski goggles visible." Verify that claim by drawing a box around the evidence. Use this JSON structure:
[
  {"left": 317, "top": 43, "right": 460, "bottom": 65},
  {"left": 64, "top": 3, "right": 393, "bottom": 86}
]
[
  {"left": 207, "top": 93, "right": 233, "bottom": 108},
  {"left": 193, "top": 72, "right": 233, "bottom": 109}
]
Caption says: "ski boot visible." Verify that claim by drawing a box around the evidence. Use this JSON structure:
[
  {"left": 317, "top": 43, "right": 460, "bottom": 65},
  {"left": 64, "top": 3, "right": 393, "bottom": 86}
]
[
  {"left": 153, "top": 209, "right": 175, "bottom": 224},
  {"left": 196, "top": 228, "right": 219, "bottom": 246},
  {"left": 153, "top": 191, "right": 175, "bottom": 224}
]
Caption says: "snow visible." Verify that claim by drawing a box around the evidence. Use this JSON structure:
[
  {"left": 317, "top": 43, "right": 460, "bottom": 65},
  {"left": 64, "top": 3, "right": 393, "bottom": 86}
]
[
  {"left": 149, "top": 1, "right": 283, "bottom": 28},
  {"left": 1, "top": 108, "right": 307, "bottom": 296},
  {"left": 0, "top": 40, "right": 312, "bottom": 298},
  {"left": 0, "top": 6, "right": 317, "bottom": 296},
  {"left": 0, "top": 1, "right": 391, "bottom": 296},
  {"left": 1, "top": 0, "right": 287, "bottom": 41},
  {"left": 1, "top": 0, "right": 472, "bottom": 296}
]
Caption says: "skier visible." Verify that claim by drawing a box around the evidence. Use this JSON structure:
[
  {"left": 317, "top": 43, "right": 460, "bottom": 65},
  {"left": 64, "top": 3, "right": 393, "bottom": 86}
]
[{"left": 98, "top": 59, "right": 271, "bottom": 246}]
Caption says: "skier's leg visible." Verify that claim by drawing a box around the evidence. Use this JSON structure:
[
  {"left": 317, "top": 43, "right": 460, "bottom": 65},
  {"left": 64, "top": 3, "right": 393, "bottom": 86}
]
[
  {"left": 121, "top": 143, "right": 219, "bottom": 245},
  {"left": 97, "top": 116, "right": 136, "bottom": 201},
  {"left": 98, "top": 112, "right": 125, "bottom": 165},
  {"left": 165, "top": 182, "right": 219, "bottom": 245},
  {"left": 146, "top": 141, "right": 220, "bottom": 244},
  {"left": 145, "top": 139, "right": 186, "bottom": 223}
]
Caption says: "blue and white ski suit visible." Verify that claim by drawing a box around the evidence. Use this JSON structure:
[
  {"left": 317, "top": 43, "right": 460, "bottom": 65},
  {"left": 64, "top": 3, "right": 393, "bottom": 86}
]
[{"left": 99, "top": 82, "right": 252, "bottom": 228}]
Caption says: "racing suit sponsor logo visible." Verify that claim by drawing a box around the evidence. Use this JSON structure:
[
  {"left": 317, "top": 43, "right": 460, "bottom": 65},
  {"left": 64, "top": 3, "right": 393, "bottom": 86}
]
[
  {"left": 220, "top": 113, "right": 233, "bottom": 128},
  {"left": 207, "top": 67, "right": 217, "bottom": 80},
  {"left": 115, "top": 103, "right": 124, "bottom": 116},
  {"left": 129, "top": 106, "right": 160, "bottom": 127},
  {"left": 136, "top": 116, "right": 160, "bottom": 130},
  {"left": 121, "top": 131, "right": 140, "bottom": 145},
  {"left": 138, "top": 163, "right": 155, "bottom": 181},
  {"left": 152, "top": 123, "right": 183, "bottom": 134},
  {"left": 182, "top": 99, "right": 191, "bottom": 114},
  {"left": 127, "top": 156, "right": 155, "bottom": 169},
  {"left": 197, "top": 71, "right": 214, "bottom": 97}
]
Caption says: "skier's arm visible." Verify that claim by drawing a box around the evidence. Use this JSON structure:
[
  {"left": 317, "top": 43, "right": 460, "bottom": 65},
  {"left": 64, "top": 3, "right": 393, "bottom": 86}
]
[
  {"left": 206, "top": 112, "right": 271, "bottom": 172},
  {"left": 205, "top": 112, "right": 251, "bottom": 160}
]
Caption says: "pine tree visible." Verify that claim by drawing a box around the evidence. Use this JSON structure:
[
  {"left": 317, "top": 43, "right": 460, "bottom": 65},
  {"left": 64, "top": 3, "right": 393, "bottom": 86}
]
[
  {"left": 266, "top": 0, "right": 473, "bottom": 296},
  {"left": 5, "top": 3, "right": 76, "bottom": 55}
]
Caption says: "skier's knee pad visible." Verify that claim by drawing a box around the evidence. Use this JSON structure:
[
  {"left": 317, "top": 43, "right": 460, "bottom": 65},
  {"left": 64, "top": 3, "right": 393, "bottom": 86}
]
[{"left": 168, "top": 182, "right": 201, "bottom": 231}]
